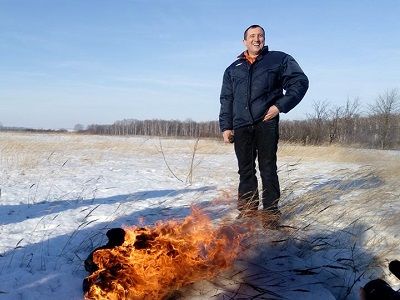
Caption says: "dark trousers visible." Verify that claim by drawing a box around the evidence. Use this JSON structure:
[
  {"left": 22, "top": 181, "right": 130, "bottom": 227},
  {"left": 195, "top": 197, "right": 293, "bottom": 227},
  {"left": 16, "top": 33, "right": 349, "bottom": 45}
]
[{"left": 234, "top": 117, "right": 280, "bottom": 212}]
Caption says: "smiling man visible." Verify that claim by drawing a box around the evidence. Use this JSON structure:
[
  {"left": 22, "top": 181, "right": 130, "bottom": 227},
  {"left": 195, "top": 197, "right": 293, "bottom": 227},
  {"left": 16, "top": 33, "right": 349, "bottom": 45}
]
[{"left": 219, "top": 25, "right": 309, "bottom": 228}]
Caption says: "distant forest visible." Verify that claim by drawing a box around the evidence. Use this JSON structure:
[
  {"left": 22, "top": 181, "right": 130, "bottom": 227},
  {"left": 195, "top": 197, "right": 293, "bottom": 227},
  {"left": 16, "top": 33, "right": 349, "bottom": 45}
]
[{"left": 2, "top": 89, "right": 399, "bottom": 150}]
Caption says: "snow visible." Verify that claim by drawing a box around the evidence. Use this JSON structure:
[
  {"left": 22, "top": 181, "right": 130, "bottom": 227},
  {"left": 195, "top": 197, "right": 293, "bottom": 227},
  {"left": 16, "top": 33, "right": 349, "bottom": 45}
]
[{"left": 0, "top": 132, "right": 399, "bottom": 299}]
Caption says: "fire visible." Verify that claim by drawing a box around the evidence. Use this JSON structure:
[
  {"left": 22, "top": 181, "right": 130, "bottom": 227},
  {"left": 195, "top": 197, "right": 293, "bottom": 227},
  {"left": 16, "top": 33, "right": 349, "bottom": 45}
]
[{"left": 83, "top": 208, "right": 247, "bottom": 300}]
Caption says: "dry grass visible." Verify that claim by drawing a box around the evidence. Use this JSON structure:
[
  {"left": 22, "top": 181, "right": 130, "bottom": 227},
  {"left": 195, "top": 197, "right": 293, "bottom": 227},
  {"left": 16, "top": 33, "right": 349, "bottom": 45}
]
[
  {"left": 192, "top": 175, "right": 399, "bottom": 298},
  {"left": 2, "top": 132, "right": 399, "bottom": 299},
  {"left": 0, "top": 133, "right": 227, "bottom": 167},
  {"left": 278, "top": 142, "right": 400, "bottom": 188},
  {"left": 161, "top": 139, "right": 399, "bottom": 298}
]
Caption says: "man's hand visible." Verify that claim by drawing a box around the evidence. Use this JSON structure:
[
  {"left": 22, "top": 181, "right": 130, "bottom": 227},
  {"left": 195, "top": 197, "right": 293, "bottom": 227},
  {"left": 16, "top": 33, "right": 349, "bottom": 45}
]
[
  {"left": 222, "top": 130, "right": 234, "bottom": 143},
  {"left": 263, "top": 105, "right": 280, "bottom": 121}
]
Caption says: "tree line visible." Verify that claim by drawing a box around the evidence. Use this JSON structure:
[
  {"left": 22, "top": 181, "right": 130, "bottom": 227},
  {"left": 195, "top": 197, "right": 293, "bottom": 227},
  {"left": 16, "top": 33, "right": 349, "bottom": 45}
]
[
  {"left": 84, "top": 119, "right": 221, "bottom": 139},
  {"left": 1, "top": 89, "right": 399, "bottom": 150},
  {"left": 82, "top": 89, "right": 400, "bottom": 150},
  {"left": 281, "top": 89, "right": 400, "bottom": 149}
]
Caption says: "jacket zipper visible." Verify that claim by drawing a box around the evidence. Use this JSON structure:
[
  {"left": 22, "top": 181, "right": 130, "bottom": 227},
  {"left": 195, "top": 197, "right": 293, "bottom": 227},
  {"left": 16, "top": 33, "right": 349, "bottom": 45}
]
[{"left": 247, "top": 62, "right": 255, "bottom": 123}]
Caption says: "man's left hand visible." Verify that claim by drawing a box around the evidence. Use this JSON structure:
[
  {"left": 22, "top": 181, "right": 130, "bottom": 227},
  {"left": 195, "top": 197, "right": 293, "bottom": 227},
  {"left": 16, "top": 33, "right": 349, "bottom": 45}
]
[{"left": 263, "top": 105, "right": 280, "bottom": 121}]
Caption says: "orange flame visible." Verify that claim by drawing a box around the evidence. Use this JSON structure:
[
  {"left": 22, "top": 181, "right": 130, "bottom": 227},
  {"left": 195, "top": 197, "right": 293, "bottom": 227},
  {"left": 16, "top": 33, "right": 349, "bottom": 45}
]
[{"left": 84, "top": 208, "right": 246, "bottom": 299}]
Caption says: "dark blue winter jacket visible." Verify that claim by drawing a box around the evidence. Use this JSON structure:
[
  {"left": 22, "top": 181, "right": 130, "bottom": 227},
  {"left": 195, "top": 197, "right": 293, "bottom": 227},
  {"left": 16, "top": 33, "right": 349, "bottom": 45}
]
[{"left": 219, "top": 46, "right": 309, "bottom": 131}]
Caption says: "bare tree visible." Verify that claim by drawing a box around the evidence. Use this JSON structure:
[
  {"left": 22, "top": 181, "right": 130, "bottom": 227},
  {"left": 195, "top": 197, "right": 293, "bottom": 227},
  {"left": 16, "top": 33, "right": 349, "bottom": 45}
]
[
  {"left": 372, "top": 89, "right": 400, "bottom": 115},
  {"left": 369, "top": 89, "right": 400, "bottom": 149},
  {"left": 307, "top": 100, "right": 330, "bottom": 144},
  {"left": 73, "top": 123, "right": 85, "bottom": 132},
  {"left": 307, "top": 100, "right": 330, "bottom": 120},
  {"left": 341, "top": 97, "right": 361, "bottom": 144},
  {"left": 328, "top": 105, "right": 343, "bottom": 144},
  {"left": 344, "top": 97, "right": 361, "bottom": 118}
]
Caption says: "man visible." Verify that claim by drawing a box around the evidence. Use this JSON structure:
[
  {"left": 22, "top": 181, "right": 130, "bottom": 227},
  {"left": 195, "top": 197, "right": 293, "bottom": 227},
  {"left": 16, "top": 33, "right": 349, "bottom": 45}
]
[{"left": 219, "top": 25, "right": 308, "bottom": 225}]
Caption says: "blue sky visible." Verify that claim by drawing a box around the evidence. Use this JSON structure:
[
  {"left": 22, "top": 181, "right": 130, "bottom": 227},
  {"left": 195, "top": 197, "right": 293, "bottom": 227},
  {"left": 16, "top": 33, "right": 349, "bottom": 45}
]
[{"left": 0, "top": 0, "right": 399, "bottom": 129}]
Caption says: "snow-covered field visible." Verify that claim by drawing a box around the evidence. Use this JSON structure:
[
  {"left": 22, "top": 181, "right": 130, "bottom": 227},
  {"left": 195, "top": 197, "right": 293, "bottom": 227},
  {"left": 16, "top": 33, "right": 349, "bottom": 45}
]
[{"left": 0, "top": 132, "right": 399, "bottom": 300}]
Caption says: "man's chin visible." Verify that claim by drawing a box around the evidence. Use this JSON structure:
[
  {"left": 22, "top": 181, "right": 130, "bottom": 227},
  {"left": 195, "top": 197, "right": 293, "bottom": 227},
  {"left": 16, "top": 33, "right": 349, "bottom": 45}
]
[{"left": 251, "top": 48, "right": 262, "bottom": 55}]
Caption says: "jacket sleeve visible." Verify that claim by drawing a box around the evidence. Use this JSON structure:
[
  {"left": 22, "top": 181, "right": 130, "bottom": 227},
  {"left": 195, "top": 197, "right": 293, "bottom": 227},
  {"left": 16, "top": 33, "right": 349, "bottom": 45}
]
[
  {"left": 219, "top": 68, "right": 234, "bottom": 132},
  {"left": 275, "top": 55, "right": 309, "bottom": 113}
]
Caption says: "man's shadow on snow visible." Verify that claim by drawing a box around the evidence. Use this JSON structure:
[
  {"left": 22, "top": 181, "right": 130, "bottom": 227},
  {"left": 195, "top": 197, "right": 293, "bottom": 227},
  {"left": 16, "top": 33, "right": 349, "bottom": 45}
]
[
  {"left": 210, "top": 173, "right": 387, "bottom": 300},
  {"left": 0, "top": 186, "right": 215, "bottom": 225},
  {"left": 206, "top": 221, "right": 384, "bottom": 300}
]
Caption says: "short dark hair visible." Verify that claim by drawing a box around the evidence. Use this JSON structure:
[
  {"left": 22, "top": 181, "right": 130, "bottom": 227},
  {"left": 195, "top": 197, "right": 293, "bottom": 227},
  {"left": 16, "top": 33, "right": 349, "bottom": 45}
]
[{"left": 244, "top": 25, "right": 265, "bottom": 40}]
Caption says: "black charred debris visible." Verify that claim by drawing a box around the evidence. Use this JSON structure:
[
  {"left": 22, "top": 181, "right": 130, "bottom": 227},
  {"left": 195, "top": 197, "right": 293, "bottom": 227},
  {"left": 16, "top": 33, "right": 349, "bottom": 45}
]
[
  {"left": 362, "top": 259, "right": 400, "bottom": 300},
  {"left": 82, "top": 227, "right": 167, "bottom": 294}
]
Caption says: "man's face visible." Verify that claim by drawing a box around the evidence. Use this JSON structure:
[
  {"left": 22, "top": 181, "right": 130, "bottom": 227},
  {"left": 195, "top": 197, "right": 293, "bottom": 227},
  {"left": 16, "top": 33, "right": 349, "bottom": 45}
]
[{"left": 243, "top": 27, "right": 265, "bottom": 56}]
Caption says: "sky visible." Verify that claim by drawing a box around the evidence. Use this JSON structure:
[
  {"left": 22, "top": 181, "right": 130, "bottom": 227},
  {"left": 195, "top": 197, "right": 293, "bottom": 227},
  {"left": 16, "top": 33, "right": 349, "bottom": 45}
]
[{"left": 0, "top": 0, "right": 399, "bottom": 129}]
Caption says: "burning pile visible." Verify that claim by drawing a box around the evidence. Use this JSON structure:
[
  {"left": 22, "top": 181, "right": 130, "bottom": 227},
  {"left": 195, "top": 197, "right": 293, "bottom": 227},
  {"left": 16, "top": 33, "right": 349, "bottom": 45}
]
[{"left": 83, "top": 208, "right": 247, "bottom": 299}]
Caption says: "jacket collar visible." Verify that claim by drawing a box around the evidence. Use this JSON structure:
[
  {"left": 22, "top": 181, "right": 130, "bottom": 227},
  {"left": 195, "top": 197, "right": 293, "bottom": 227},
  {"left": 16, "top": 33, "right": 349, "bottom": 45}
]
[{"left": 238, "top": 46, "right": 269, "bottom": 60}]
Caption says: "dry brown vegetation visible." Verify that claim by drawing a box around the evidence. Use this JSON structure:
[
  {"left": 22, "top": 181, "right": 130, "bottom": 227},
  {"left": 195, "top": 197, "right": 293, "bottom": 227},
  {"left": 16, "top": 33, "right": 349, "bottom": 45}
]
[{"left": 1, "top": 132, "right": 399, "bottom": 299}]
